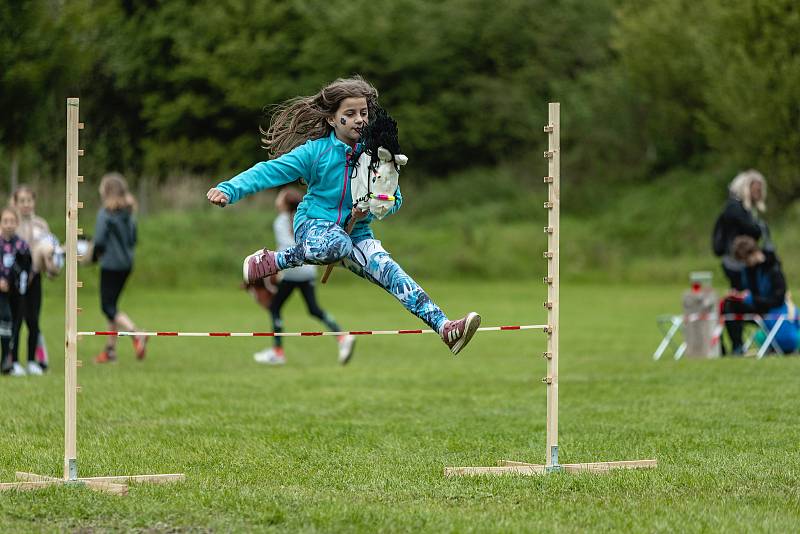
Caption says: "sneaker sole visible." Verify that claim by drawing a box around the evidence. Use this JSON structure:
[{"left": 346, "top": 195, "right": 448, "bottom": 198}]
[
  {"left": 242, "top": 253, "right": 254, "bottom": 284},
  {"left": 450, "top": 312, "right": 481, "bottom": 355},
  {"left": 243, "top": 250, "right": 277, "bottom": 285},
  {"left": 338, "top": 339, "right": 356, "bottom": 366},
  {"left": 254, "top": 358, "right": 285, "bottom": 366},
  {"left": 254, "top": 352, "right": 286, "bottom": 365},
  {"left": 135, "top": 338, "right": 148, "bottom": 360}
]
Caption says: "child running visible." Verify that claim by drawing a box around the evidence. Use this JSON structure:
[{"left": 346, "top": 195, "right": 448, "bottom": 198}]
[
  {"left": 207, "top": 75, "right": 481, "bottom": 355},
  {"left": 253, "top": 187, "right": 355, "bottom": 366},
  {"left": 93, "top": 173, "right": 147, "bottom": 363},
  {"left": 0, "top": 207, "right": 32, "bottom": 377}
]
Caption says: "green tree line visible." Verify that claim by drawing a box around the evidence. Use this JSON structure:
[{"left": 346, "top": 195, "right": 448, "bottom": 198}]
[{"left": 1, "top": 0, "right": 798, "bottom": 202}]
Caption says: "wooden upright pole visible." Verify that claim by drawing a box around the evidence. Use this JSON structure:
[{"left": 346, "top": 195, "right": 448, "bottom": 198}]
[
  {"left": 544, "top": 103, "right": 560, "bottom": 470},
  {"left": 64, "top": 98, "right": 81, "bottom": 481},
  {"left": 444, "top": 103, "right": 654, "bottom": 477},
  {"left": 0, "top": 99, "right": 183, "bottom": 494}
]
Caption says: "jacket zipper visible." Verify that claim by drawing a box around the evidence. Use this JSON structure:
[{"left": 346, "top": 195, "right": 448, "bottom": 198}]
[{"left": 336, "top": 150, "right": 351, "bottom": 225}]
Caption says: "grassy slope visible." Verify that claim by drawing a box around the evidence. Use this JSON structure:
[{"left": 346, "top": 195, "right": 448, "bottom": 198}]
[{"left": 1, "top": 278, "right": 799, "bottom": 532}]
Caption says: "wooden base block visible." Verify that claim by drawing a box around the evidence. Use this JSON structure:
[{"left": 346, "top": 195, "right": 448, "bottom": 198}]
[
  {"left": 445, "top": 464, "right": 547, "bottom": 476},
  {"left": 16, "top": 472, "right": 60, "bottom": 482},
  {"left": 0, "top": 471, "right": 185, "bottom": 495},
  {"left": 0, "top": 481, "right": 58, "bottom": 491},
  {"left": 444, "top": 459, "right": 656, "bottom": 476},
  {"left": 78, "top": 473, "right": 185, "bottom": 484}
]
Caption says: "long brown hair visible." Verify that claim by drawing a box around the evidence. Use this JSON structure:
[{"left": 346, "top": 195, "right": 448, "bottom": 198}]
[
  {"left": 731, "top": 235, "right": 759, "bottom": 262},
  {"left": 99, "top": 172, "right": 137, "bottom": 212},
  {"left": 261, "top": 75, "right": 378, "bottom": 158}
]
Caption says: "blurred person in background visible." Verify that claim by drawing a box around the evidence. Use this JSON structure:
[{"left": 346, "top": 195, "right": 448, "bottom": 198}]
[
  {"left": 251, "top": 187, "right": 355, "bottom": 366},
  {"left": 722, "top": 236, "right": 796, "bottom": 355},
  {"left": 712, "top": 170, "right": 772, "bottom": 290},
  {"left": 92, "top": 173, "right": 147, "bottom": 363},
  {"left": 0, "top": 207, "right": 31, "bottom": 376},
  {"left": 10, "top": 185, "right": 62, "bottom": 374}
]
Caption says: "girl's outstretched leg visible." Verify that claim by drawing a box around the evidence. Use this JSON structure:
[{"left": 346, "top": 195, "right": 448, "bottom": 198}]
[
  {"left": 342, "top": 239, "right": 481, "bottom": 355},
  {"left": 242, "top": 220, "right": 352, "bottom": 284}
]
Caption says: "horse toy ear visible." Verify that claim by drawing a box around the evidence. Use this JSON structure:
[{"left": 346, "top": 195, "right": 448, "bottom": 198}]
[
  {"left": 377, "top": 147, "right": 408, "bottom": 166},
  {"left": 377, "top": 147, "right": 392, "bottom": 162}
]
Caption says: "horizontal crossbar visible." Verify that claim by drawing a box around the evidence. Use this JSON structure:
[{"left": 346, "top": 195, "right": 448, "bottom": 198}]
[{"left": 77, "top": 324, "right": 549, "bottom": 337}]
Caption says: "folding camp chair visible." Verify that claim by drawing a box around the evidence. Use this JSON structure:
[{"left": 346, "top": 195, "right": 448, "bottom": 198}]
[
  {"left": 653, "top": 314, "right": 686, "bottom": 360},
  {"left": 653, "top": 313, "right": 786, "bottom": 360},
  {"left": 733, "top": 313, "right": 786, "bottom": 359}
]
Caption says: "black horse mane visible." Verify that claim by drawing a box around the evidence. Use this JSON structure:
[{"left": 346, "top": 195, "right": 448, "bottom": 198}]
[{"left": 361, "top": 104, "right": 401, "bottom": 171}]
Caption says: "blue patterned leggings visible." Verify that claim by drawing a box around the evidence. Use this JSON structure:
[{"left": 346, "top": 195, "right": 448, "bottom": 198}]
[{"left": 275, "top": 219, "right": 448, "bottom": 333}]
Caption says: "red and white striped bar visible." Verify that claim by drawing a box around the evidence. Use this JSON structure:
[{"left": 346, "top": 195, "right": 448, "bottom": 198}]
[{"left": 78, "top": 324, "right": 549, "bottom": 338}]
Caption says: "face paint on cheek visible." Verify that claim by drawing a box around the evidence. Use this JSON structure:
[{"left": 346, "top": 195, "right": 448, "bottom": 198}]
[{"left": 340, "top": 117, "right": 347, "bottom": 126}]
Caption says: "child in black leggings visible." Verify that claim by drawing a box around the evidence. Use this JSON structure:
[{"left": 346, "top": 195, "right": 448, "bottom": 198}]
[
  {"left": 93, "top": 173, "right": 146, "bottom": 363},
  {"left": 0, "top": 207, "right": 32, "bottom": 377},
  {"left": 11, "top": 185, "right": 61, "bottom": 375},
  {"left": 253, "top": 188, "right": 355, "bottom": 366}
]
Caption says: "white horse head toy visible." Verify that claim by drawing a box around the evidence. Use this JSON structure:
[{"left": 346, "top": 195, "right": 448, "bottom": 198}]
[
  {"left": 352, "top": 147, "right": 408, "bottom": 220},
  {"left": 350, "top": 105, "right": 407, "bottom": 220}
]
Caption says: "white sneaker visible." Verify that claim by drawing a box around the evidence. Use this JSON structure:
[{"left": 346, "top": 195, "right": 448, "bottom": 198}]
[
  {"left": 10, "top": 362, "right": 27, "bottom": 376},
  {"left": 338, "top": 335, "right": 356, "bottom": 365},
  {"left": 254, "top": 347, "right": 286, "bottom": 366},
  {"left": 26, "top": 362, "right": 44, "bottom": 376}
]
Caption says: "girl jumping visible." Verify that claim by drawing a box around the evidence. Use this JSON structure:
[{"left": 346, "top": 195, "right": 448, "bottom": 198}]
[{"left": 207, "top": 75, "right": 480, "bottom": 355}]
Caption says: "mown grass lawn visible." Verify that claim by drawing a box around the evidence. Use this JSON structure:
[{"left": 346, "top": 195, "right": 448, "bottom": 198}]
[{"left": 1, "top": 277, "right": 799, "bottom": 532}]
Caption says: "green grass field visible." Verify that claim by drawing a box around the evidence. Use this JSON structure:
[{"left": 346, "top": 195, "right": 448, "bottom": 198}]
[{"left": 1, "top": 277, "right": 799, "bottom": 532}]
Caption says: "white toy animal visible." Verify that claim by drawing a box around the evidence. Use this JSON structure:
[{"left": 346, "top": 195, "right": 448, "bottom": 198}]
[{"left": 351, "top": 147, "right": 408, "bottom": 219}]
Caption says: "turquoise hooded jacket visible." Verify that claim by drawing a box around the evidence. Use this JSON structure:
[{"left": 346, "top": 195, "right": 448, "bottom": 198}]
[{"left": 216, "top": 131, "right": 402, "bottom": 242}]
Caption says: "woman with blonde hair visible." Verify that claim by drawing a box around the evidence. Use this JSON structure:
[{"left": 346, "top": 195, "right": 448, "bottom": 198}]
[
  {"left": 10, "top": 185, "right": 61, "bottom": 374},
  {"left": 712, "top": 169, "right": 772, "bottom": 289},
  {"left": 93, "top": 173, "right": 146, "bottom": 363}
]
